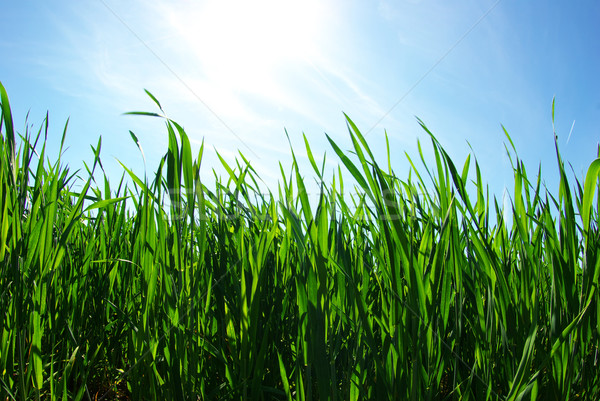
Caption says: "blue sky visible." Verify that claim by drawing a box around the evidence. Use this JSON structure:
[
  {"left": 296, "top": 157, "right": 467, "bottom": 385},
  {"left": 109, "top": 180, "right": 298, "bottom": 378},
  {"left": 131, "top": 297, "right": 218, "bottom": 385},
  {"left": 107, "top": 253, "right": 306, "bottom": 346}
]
[{"left": 1, "top": 0, "right": 599, "bottom": 209}]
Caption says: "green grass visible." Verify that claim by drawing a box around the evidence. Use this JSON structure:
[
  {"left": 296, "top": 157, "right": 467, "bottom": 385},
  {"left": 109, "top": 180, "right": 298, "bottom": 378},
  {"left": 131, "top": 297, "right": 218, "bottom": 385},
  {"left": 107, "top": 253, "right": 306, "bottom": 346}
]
[{"left": 1, "top": 80, "right": 599, "bottom": 400}]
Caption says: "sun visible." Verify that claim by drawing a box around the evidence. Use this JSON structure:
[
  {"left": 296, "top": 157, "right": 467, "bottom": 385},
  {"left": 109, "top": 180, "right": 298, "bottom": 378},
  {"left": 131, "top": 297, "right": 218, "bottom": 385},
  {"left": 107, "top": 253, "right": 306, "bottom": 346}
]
[{"left": 165, "top": 0, "right": 329, "bottom": 92}]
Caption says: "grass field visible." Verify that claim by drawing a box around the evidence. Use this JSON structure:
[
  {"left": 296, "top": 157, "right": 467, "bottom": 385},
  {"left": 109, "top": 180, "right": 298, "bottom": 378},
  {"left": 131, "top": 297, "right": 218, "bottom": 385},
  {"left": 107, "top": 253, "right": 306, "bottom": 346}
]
[{"left": 1, "top": 81, "right": 599, "bottom": 400}]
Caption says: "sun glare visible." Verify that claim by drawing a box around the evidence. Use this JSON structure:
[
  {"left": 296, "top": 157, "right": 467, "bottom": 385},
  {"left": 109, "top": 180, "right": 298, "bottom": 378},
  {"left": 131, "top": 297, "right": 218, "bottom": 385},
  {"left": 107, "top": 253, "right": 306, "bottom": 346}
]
[{"left": 167, "top": 0, "right": 328, "bottom": 93}]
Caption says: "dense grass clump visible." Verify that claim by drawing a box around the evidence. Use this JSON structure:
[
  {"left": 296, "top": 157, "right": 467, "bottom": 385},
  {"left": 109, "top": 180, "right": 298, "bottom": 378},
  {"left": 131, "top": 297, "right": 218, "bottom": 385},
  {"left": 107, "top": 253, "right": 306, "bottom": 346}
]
[{"left": 1, "top": 81, "right": 599, "bottom": 400}]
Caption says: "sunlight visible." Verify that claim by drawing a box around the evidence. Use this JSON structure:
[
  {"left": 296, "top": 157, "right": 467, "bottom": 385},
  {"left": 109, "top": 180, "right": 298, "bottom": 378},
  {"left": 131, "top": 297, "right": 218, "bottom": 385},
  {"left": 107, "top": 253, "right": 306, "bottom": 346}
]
[{"left": 166, "top": 0, "right": 329, "bottom": 94}]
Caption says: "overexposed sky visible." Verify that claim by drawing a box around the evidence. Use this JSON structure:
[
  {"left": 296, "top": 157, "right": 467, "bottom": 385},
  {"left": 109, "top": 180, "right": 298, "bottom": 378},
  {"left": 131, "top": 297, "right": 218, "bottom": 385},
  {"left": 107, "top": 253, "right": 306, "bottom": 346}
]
[{"left": 1, "top": 0, "right": 599, "bottom": 204}]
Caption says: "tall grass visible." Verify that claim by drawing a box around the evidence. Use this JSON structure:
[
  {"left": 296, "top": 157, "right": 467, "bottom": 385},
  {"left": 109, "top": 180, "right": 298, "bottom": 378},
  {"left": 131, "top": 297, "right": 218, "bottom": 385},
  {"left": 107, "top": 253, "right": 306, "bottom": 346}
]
[{"left": 1, "top": 81, "right": 599, "bottom": 400}]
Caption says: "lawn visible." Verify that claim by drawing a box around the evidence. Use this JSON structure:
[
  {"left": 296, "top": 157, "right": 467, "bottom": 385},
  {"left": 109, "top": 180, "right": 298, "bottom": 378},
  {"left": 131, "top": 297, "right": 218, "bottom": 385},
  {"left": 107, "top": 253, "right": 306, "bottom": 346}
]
[{"left": 1, "top": 81, "right": 599, "bottom": 400}]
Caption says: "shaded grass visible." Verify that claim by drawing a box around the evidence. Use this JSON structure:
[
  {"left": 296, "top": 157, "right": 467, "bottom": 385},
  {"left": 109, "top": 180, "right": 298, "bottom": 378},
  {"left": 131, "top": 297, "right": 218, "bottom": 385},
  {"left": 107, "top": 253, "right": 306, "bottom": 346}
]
[{"left": 1, "top": 81, "right": 599, "bottom": 400}]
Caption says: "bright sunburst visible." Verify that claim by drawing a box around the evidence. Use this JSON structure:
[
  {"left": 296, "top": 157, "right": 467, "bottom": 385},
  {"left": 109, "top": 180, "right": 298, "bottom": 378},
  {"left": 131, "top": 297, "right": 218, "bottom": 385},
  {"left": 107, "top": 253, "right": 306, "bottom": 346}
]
[{"left": 166, "top": 0, "right": 328, "bottom": 92}]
